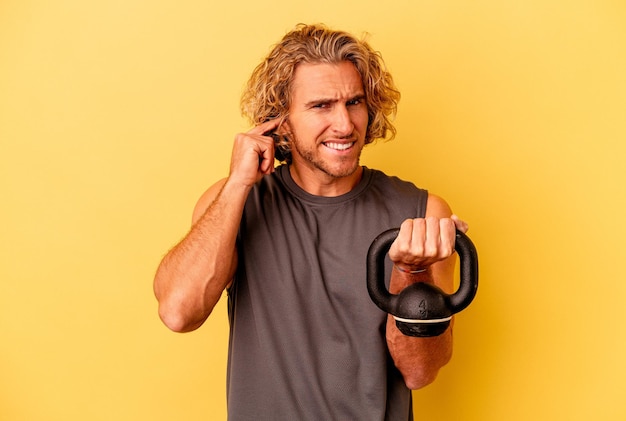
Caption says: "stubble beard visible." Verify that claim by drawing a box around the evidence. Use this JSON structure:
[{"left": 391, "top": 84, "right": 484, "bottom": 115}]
[{"left": 292, "top": 138, "right": 362, "bottom": 179}]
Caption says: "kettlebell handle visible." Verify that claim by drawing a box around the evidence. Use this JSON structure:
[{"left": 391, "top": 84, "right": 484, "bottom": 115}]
[{"left": 367, "top": 228, "right": 479, "bottom": 320}]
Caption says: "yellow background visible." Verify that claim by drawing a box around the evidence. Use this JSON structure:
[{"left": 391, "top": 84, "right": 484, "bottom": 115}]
[{"left": 2, "top": 0, "right": 625, "bottom": 420}]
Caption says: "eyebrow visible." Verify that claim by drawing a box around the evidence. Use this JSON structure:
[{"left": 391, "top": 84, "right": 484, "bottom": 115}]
[{"left": 304, "top": 94, "right": 366, "bottom": 108}]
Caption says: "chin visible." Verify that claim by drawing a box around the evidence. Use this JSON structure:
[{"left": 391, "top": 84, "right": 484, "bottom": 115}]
[{"left": 326, "top": 161, "right": 361, "bottom": 178}]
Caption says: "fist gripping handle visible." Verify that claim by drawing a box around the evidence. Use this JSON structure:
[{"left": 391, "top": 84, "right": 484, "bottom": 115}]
[{"left": 366, "top": 229, "right": 479, "bottom": 337}]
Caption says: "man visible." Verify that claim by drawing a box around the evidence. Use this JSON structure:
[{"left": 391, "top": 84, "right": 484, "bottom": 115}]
[{"left": 154, "top": 23, "right": 467, "bottom": 420}]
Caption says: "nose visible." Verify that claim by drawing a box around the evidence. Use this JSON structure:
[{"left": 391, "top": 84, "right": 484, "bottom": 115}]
[{"left": 330, "top": 105, "right": 354, "bottom": 137}]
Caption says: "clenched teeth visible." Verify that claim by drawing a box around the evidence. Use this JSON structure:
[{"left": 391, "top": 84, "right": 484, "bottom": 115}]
[{"left": 324, "top": 142, "right": 354, "bottom": 151}]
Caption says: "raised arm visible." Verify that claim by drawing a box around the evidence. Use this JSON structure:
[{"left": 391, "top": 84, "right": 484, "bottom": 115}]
[
  {"left": 153, "top": 119, "right": 280, "bottom": 332},
  {"left": 386, "top": 194, "right": 467, "bottom": 389}
]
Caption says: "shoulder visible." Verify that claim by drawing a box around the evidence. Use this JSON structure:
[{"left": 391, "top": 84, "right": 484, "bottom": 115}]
[
  {"left": 368, "top": 168, "right": 426, "bottom": 195},
  {"left": 425, "top": 193, "right": 453, "bottom": 218},
  {"left": 367, "top": 169, "right": 451, "bottom": 216}
]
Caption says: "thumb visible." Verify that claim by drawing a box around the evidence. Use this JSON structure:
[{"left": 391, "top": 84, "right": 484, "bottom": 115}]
[{"left": 451, "top": 214, "right": 469, "bottom": 233}]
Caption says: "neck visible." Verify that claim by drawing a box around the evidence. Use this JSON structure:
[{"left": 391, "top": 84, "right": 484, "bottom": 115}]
[{"left": 289, "top": 164, "right": 363, "bottom": 197}]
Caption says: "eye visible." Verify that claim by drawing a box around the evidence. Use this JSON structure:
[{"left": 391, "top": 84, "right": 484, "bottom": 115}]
[
  {"left": 312, "top": 102, "right": 330, "bottom": 109},
  {"left": 347, "top": 98, "right": 364, "bottom": 106}
]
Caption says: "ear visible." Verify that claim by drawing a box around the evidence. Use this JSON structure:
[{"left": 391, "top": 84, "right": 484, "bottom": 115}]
[
  {"left": 275, "top": 117, "right": 292, "bottom": 138},
  {"left": 270, "top": 118, "right": 292, "bottom": 163}
]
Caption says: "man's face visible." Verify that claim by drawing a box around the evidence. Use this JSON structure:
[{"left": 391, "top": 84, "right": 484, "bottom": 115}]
[{"left": 283, "top": 61, "right": 369, "bottom": 181}]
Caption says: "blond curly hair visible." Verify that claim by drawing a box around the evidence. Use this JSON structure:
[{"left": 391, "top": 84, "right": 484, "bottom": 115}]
[{"left": 240, "top": 23, "right": 401, "bottom": 162}]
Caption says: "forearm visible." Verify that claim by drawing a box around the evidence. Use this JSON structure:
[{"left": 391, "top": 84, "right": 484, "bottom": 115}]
[
  {"left": 386, "top": 266, "right": 454, "bottom": 390},
  {"left": 154, "top": 179, "right": 249, "bottom": 332}
]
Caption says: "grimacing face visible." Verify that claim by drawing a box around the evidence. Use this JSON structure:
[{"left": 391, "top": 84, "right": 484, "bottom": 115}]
[{"left": 281, "top": 61, "right": 369, "bottom": 181}]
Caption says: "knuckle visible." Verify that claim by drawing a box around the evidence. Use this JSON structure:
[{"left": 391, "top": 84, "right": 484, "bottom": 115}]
[
  {"left": 424, "top": 244, "right": 438, "bottom": 258},
  {"left": 397, "top": 242, "right": 412, "bottom": 255},
  {"left": 400, "top": 219, "right": 414, "bottom": 231},
  {"left": 412, "top": 218, "right": 426, "bottom": 228},
  {"left": 442, "top": 244, "right": 454, "bottom": 258}
]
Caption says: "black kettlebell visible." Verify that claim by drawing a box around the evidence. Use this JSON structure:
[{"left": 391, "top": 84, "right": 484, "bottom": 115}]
[{"left": 367, "top": 229, "right": 478, "bottom": 337}]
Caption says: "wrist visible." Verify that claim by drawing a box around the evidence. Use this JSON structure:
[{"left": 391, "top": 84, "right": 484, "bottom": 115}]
[
  {"left": 394, "top": 264, "right": 428, "bottom": 274},
  {"left": 224, "top": 175, "right": 256, "bottom": 193}
]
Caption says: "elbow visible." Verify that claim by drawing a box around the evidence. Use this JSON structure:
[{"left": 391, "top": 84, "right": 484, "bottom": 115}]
[
  {"left": 404, "top": 369, "right": 440, "bottom": 390},
  {"left": 401, "top": 339, "right": 453, "bottom": 390},
  {"left": 155, "top": 287, "right": 207, "bottom": 333},
  {"left": 154, "top": 273, "right": 207, "bottom": 333},
  {"left": 158, "top": 304, "right": 196, "bottom": 333},
  {"left": 158, "top": 301, "right": 206, "bottom": 333}
]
